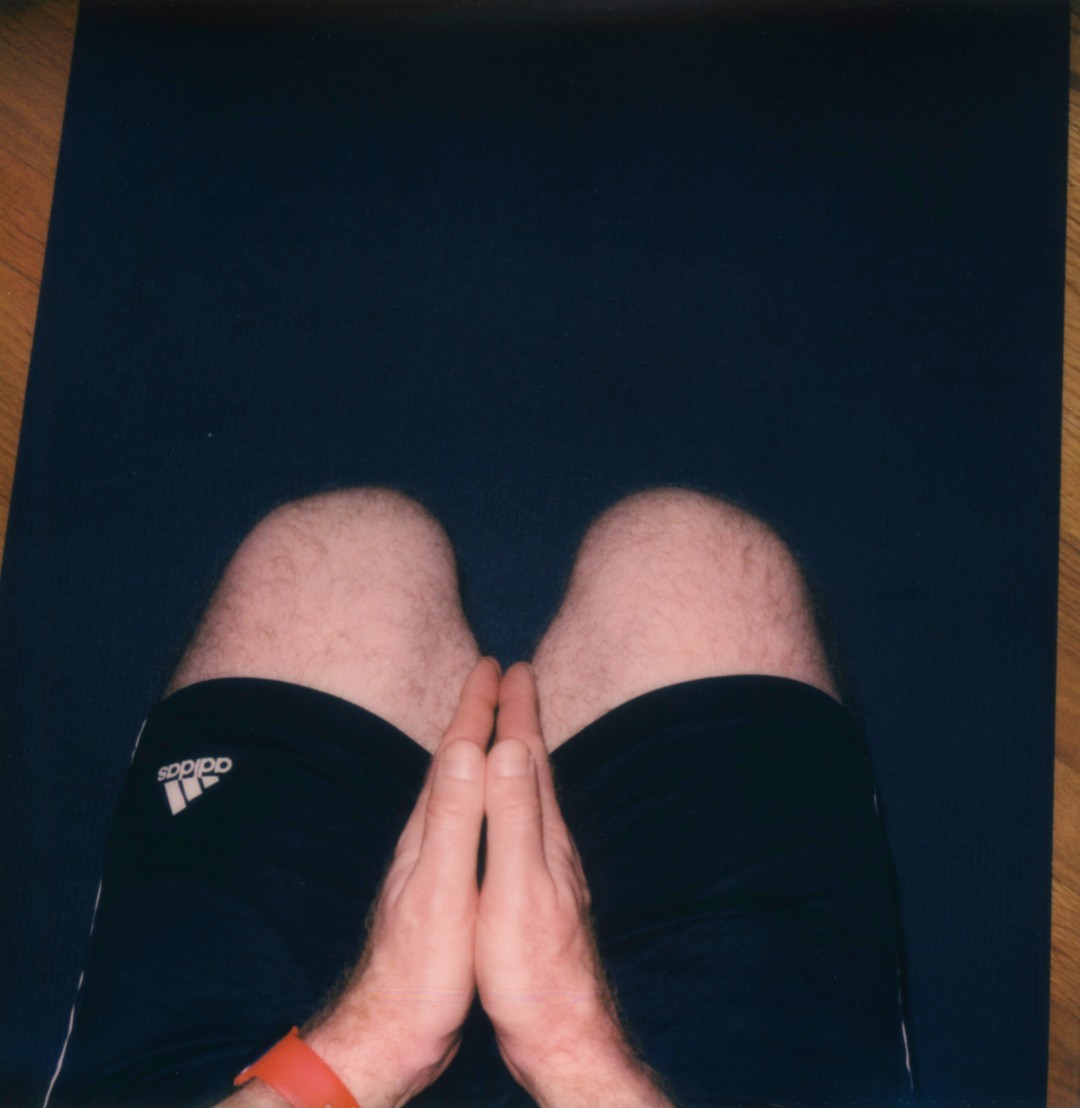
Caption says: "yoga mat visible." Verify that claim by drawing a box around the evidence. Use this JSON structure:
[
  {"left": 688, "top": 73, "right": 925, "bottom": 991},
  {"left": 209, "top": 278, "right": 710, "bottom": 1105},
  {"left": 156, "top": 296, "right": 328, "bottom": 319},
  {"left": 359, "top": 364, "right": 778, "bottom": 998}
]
[{"left": 1, "top": 1, "right": 1066, "bottom": 1103}]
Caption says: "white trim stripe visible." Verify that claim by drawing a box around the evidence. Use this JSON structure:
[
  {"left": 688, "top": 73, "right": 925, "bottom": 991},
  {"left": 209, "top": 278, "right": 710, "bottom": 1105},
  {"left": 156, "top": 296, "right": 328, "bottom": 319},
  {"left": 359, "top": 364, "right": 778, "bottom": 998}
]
[
  {"left": 129, "top": 719, "right": 147, "bottom": 761},
  {"left": 42, "top": 882, "right": 101, "bottom": 1107},
  {"left": 901, "top": 1003, "right": 914, "bottom": 1090},
  {"left": 43, "top": 718, "right": 147, "bottom": 1107}
]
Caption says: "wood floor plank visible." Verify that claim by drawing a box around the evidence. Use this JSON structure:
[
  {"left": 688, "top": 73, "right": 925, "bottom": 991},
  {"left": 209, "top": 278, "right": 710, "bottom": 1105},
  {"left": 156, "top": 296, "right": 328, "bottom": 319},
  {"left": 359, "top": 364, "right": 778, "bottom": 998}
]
[
  {"left": 0, "top": 138, "right": 56, "bottom": 283},
  {"left": 0, "top": 0, "right": 76, "bottom": 561},
  {"left": 1050, "top": 6, "right": 1080, "bottom": 1105}
]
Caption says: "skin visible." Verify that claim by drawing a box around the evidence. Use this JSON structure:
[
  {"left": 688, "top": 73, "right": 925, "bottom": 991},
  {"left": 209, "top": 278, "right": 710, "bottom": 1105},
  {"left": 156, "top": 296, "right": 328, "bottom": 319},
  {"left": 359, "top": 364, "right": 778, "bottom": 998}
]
[
  {"left": 476, "top": 663, "right": 671, "bottom": 1108},
  {"left": 205, "top": 485, "right": 833, "bottom": 1107},
  {"left": 225, "top": 659, "right": 671, "bottom": 1108}
]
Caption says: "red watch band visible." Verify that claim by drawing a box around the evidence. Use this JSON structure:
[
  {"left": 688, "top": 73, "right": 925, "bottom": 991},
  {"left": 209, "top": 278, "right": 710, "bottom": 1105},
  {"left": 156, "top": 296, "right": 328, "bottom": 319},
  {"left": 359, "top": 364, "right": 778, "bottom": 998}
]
[{"left": 233, "top": 1027, "right": 360, "bottom": 1108}]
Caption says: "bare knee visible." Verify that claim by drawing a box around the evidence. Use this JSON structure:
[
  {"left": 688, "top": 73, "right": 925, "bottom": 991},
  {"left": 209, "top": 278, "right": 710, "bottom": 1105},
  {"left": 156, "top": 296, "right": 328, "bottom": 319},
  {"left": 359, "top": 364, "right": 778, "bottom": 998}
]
[
  {"left": 532, "top": 487, "right": 838, "bottom": 748},
  {"left": 574, "top": 488, "right": 819, "bottom": 632},
  {"left": 574, "top": 486, "right": 792, "bottom": 586},
  {"left": 219, "top": 487, "right": 458, "bottom": 605},
  {"left": 168, "top": 487, "right": 478, "bottom": 750}
]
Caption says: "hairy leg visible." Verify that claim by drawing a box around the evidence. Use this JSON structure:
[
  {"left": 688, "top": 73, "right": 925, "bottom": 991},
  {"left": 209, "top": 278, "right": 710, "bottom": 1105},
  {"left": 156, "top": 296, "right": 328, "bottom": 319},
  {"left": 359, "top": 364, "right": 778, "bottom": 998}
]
[
  {"left": 531, "top": 487, "right": 838, "bottom": 750},
  {"left": 167, "top": 487, "right": 479, "bottom": 752}
]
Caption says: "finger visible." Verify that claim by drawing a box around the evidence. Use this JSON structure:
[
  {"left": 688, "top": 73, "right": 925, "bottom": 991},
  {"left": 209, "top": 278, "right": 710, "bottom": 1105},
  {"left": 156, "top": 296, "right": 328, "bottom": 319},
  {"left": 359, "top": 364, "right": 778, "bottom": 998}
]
[
  {"left": 495, "top": 661, "right": 545, "bottom": 750},
  {"left": 413, "top": 738, "right": 487, "bottom": 888},
  {"left": 396, "top": 657, "right": 499, "bottom": 862},
  {"left": 484, "top": 737, "right": 547, "bottom": 882},
  {"left": 496, "top": 663, "right": 566, "bottom": 841},
  {"left": 439, "top": 656, "right": 501, "bottom": 753}
]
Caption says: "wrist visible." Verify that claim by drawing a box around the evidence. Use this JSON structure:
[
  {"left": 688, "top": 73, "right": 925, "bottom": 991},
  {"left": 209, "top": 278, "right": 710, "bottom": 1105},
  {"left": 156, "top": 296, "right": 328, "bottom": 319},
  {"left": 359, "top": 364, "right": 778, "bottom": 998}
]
[
  {"left": 302, "top": 1006, "right": 446, "bottom": 1108},
  {"left": 523, "top": 1046, "right": 671, "bottom": 1108},
  {"left": 504, "top": 1016, "right": 672, "bottom": 1108}
]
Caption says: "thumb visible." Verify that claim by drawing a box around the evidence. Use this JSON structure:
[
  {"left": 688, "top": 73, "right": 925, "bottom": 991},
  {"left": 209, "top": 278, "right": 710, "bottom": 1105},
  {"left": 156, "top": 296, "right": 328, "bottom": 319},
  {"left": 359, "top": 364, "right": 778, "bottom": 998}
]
[
  {"left": 413, "top": 738, "right": 486, "bottom": 886},
  {"left": 484, "top": 738, "right": 546, "bottom": 881}
]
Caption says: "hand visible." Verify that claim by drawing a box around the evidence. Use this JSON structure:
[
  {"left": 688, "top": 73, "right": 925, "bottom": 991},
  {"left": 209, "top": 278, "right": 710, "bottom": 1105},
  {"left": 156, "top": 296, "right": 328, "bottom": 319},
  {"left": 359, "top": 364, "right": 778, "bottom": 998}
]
[
  {"left": 476, "top": 663, "right": 672, "bottom": 1108},
  {"left": 300, "top": 657, "right": 499, "bottom": 1108}
]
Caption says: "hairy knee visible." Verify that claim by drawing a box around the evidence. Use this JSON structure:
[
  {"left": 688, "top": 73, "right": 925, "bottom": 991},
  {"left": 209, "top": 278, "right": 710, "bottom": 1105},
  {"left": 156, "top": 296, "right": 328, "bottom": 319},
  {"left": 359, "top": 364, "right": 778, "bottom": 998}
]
[
  {"left": 167, "top": 487, "right": 478, "bottom": 743},
  {"left": 205, "top": 486, "right": 467, "bottom": 675},
  {"left": 570, "top": 486, "right": 807, "bottom": 615},
  {"left": 532, "top": 488, "right": 837, "bottom": 745},
  {"left": 229, "top": 487, "right": 456, "bottom": 593}
]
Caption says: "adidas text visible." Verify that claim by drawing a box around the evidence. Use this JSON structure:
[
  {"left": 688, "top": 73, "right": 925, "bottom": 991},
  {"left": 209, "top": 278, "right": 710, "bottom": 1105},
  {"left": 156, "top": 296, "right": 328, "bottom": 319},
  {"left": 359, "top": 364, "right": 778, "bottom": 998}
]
[{"left": 158, "top": 756, "right": 233, "bottom": 815}]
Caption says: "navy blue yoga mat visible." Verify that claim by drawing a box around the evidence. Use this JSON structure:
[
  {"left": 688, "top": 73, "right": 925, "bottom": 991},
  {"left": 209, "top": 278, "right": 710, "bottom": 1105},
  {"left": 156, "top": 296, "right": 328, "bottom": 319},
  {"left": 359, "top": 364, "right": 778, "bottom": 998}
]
[{"left": 0, "top": 1, "right": 1066, "bottom": 1104}]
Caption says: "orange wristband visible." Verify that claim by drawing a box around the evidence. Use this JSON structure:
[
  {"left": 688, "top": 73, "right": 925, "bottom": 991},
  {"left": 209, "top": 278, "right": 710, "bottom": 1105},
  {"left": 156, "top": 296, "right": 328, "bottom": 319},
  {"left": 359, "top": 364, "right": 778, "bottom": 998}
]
[{"left": 233, "top": 1027, "right": 359, "bottom": 1108}]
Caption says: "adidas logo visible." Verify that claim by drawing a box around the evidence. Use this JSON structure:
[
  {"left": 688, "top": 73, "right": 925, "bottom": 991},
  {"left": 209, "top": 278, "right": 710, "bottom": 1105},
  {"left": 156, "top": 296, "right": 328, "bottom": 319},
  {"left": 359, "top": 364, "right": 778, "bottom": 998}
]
[{"left": 158, "top": 756, "right": 233, "bottom": 815}]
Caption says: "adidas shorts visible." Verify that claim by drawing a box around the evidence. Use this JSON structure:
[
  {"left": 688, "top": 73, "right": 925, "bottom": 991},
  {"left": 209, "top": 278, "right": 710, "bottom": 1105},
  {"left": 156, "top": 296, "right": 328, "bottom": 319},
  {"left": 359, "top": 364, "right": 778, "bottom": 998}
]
[{"left": 49, "top": 675, "right": 915, "bottom": 1107}]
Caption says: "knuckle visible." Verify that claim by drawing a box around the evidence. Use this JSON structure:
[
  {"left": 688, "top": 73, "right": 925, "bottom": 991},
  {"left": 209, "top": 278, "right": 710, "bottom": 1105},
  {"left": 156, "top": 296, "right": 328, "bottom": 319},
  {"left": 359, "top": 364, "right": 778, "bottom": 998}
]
[
  {"left": 484, "top": 880, "right": 555, "bottom": 921},
  {"left": 407, "top": 877, "right": 473, "bottom": 921},
  {"left": 426, "top": 792, "right": 471, "bottom": 823},
  {"left": 551, "top": 850, "right": 583, "bottom": 879},
  {"left": 493, "top": 794, "right": 541, "bottom": 825}
]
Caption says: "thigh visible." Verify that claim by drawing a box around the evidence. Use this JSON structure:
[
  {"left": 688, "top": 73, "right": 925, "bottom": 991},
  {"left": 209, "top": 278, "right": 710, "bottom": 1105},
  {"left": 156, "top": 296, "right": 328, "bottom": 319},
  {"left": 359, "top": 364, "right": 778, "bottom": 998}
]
[
  {"left": 550, "top": 676, "right": 914, "bottom": 1108},
  {"left": 167, "top": 488, "right": 479, "bottom": 753},
  {"left": 532, "top": 488, "right": 840, "bottom": 751},
  {"left": 49, "top": 680, "right": 430, "bottom": 1107}
]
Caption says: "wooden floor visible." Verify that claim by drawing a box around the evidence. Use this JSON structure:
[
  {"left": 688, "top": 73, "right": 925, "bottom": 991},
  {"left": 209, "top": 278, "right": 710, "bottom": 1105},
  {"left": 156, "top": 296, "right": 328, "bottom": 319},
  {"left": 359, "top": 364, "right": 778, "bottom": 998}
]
[
  {"left": 0, "top": 1, "right": 1077, "bottom": 1102},
  {"left": 1052, "top": 7, "right": 1080, "bottom": 1101}
]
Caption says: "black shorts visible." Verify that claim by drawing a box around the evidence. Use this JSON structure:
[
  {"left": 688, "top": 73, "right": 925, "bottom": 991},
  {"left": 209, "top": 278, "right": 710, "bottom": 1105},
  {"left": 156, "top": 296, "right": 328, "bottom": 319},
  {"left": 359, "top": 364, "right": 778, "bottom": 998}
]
[{"left": 48, "top": 676, "right": 914, "bottom": 1107}]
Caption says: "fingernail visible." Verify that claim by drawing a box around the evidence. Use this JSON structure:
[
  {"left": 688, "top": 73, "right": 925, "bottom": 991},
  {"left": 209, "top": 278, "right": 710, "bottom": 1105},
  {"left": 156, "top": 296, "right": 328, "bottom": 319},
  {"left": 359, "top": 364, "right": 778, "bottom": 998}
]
[
  {"left": 495, "top": 740, "right": 532, "bottom": 777},
  {"left": 443, "top": 746, "right": 480, "bottom": 780},
  {"left": 487, "top": 656, "right": 503, "bottom": 677}
]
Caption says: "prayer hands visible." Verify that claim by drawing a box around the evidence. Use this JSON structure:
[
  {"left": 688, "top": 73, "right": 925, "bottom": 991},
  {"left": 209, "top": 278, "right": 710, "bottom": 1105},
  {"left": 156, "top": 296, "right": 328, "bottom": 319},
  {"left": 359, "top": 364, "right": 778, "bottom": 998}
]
[{"left": 275, "top": 659, "right": 669, "bottom": 1108}]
